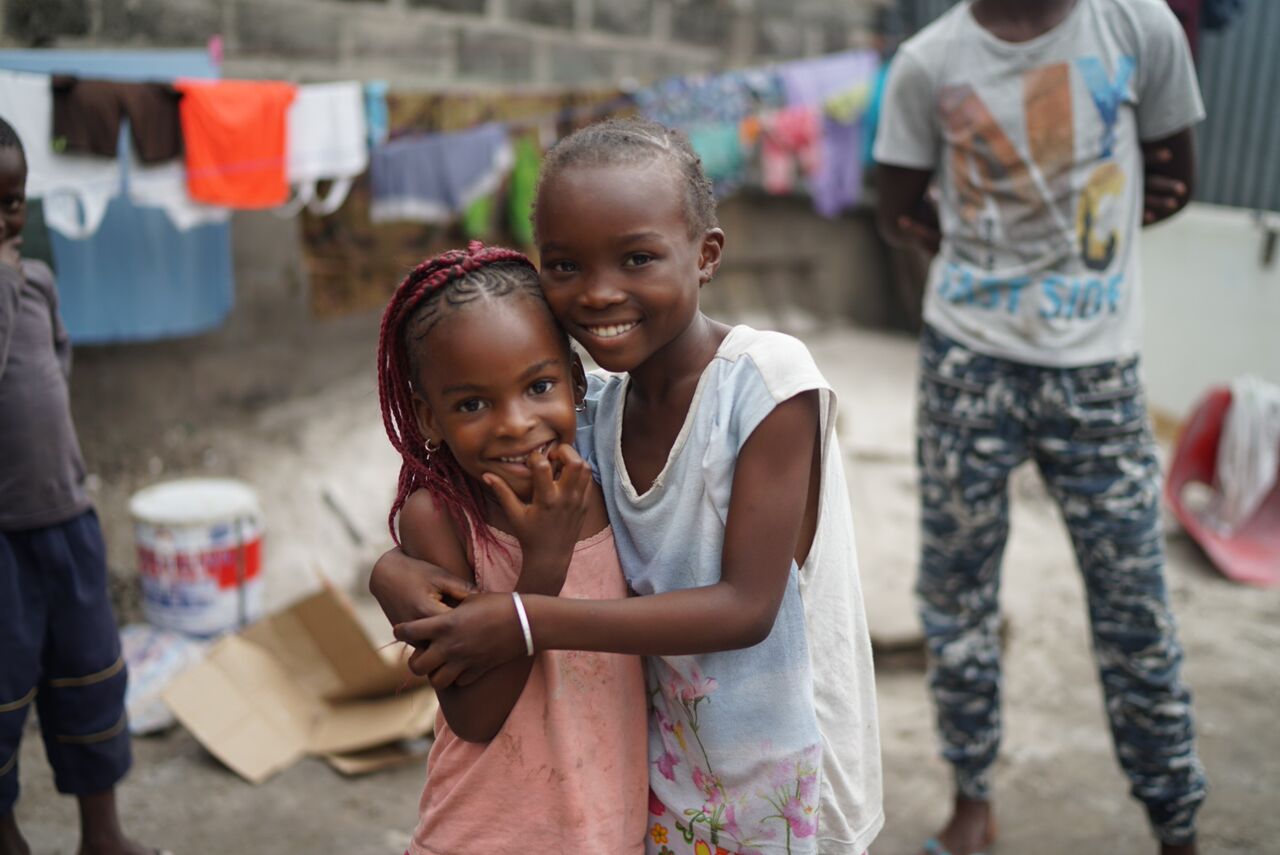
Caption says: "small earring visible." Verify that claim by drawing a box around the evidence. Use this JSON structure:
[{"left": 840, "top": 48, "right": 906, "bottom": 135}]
[
  {"left": 574, "top": 402, "right": 587, "bottom": 413},
  {"left": 424, "top": 438, "right": 441, "bottom": 456}
]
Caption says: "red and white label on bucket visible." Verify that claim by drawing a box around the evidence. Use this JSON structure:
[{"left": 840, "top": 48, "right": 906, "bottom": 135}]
[{"left": 136, "top": 515, "right": 264, "bottom": 637}]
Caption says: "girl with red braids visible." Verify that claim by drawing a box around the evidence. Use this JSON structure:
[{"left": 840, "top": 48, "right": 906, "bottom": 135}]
[
  {"left": 378, "top": 118, "right": 882, "bottom": 855},
  {"left": 376, "top": 241, "right": 648, "bottom": 853}
]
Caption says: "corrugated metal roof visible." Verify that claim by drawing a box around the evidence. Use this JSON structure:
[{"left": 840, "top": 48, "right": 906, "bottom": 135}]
[{"left": 1196, "top": 0, "right": 1280, "bottom": 212}]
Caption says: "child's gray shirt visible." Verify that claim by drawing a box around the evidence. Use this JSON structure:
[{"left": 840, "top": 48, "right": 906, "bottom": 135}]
[{"left": 0, "top": 259, "right": 91, "bottom": 530}]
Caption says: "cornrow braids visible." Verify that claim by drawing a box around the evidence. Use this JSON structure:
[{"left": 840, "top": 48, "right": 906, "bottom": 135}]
[
  {"left": 534, "top": 116, "right": 717, "bottom": 240},
  {"left": 0, "top": 116, "right": 24, "bottom": 159},
  {"left": 377, "top": 240, "right": 542, "bottom": 552}
]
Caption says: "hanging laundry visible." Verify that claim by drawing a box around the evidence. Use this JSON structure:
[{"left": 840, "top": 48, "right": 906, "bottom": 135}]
[
  {"left": 51, "top": 76, "right": 182, "bottom": 163},
  {"left": 365, "top": 80, "right": 390, "bottom": 149},
  {"left": 19, "top": 198, "right": 56, "bottom": 272},
  {"left": 777, "top": 50, "right": 879, "bottom": 217},
  {"left": 507, "top": 134, "right": 541, "bottom": 248},
  {"left": 797, "top": 81, "right": 874, "bottom": 218},
  {"left": 811, "top": 114, "right": 865, "bottom": 218},
  {"left": 369, "top": 123, "right": 512, "bottom": 224},
  {"left": 175, "top": 79, "right": 297, "bottom": 209},
  {"left": 758, "top": 106, "right": 822, "bottom": 196},
  {"left": 462, "top": 194, "right": 496, "bottom": 241},
  {"left": 1, "top": 48, "right": 234, "bottom": 344},
  {"left": 128, "top": 158, "right": 230, "bottom": 232},
  {"left": 0, "top": 70, "right": 121, "bottom": 239},
  {"left": 280, "top": 81, "right": 368, "bottom": 217},
  {"left": 688, "top": 123, "right": 748, "bottom": 198},
  {"left": 826, "top": 81, "right": 872, "bottom": 125},
  {"left": 635, "top": 68, "right": 786, "bottom": 130},
  {"left": 862, "top": 60, "right": 891, "bottom": 168},
  {"left": 777, "top": 50, "right": 879, "bottom": 109}
]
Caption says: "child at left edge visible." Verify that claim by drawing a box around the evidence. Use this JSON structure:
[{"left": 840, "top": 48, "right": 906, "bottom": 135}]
[{"left": 0, "top": 118, "right": 166, "bottom": 855}]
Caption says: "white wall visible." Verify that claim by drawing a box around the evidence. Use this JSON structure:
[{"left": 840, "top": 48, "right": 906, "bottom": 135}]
[{"left": 1141, "top": 203, "right": 1280, "bottom": 419}]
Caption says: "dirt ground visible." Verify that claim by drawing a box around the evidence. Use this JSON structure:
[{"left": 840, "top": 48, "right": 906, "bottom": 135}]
[{"left": 11, "top": 320, "right": 1279, "bottom": 854}]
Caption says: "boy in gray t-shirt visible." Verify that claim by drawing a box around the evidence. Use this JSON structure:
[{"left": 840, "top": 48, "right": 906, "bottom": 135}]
[
  {"left": 874, "top": 1, "right": 1206, "bottom": 854},
  {"left": 0, "top": 117, "right": 162, "bottom": 855}
]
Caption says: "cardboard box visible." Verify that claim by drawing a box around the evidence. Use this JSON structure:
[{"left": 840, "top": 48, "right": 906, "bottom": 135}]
[{"left": 163, "top": 585, "right": 437, "bottom": 784}]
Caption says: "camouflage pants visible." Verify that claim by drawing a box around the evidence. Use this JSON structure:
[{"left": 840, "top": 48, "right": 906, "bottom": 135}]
[{"left": 915, "top": 325, "right": 1206, "bottom": 845}]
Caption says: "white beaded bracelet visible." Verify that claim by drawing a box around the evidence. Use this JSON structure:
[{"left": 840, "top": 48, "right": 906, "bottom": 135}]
[{"left": 511, "top": 592, "right": 534, "bottom": 656}]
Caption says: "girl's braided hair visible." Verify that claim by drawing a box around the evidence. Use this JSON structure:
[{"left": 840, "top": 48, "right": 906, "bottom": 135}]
[
  {"left": 533, "top": 116, "right": 718, "bottom": 239},
  {"left": 377, "top": 240, "right": 543, "bottom": 550}
]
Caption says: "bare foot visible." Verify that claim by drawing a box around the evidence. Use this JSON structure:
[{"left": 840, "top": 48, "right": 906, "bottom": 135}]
[
  {"left": 79, "top": 838, "right": 162, "bottom": 855},
  {"left": 77, "top": 789, "right": 164, "bottom": 855},
  {"left": 1161, "top": 843, "right": 1198, "bottom": 855},
  {"left": 924, "top": 796, "right": 996, "bottom": 855},
  {"left": 0, "top": 812, "right": 32, "bottom": 855}
]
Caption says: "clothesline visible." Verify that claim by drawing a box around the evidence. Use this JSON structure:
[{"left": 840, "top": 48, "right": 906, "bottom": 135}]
[{"left": 0, "top": 47, "right": 884, "bottom": 244}]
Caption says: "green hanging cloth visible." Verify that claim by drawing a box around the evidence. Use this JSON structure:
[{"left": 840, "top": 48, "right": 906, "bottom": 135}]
[
  {"left": 462, "top": 193, "right": 495, "bottom": 240},
  {"left": 507, "top": 135, "right": 542, "bottom": 249}
]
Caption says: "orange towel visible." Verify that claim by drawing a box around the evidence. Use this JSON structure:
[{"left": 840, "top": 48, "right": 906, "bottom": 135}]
[{"left": 175, "top": 79, "right": 297, "bottom": 209}]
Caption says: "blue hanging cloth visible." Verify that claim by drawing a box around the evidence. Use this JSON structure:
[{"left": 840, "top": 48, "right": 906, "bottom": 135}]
[{"left": 0, "top": 50, "right": 234, "bottom": 344}]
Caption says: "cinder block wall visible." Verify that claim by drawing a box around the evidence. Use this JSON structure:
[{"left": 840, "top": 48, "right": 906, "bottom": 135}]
[
  {"left": 2, "top": 0, "right": 886, "bottom": 85},
  {"left": 4, "top": 0, "right": 897, "bottom": 358}
]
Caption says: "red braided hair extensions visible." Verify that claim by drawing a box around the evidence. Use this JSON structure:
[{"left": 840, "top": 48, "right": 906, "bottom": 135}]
[{"left": 376, "top": 240, "right": 539, "bottom": 549}]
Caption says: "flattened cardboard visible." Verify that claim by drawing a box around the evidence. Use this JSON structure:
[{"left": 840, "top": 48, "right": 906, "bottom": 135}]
[
  {"left": 163, "top": 586, "right": 436, "bottom": 784},
  {"left": 323, "top": 733, "right": 433, "bottom": 777},
  {"left": 239, "top": 584, "right": 418, "bottom": 700}
]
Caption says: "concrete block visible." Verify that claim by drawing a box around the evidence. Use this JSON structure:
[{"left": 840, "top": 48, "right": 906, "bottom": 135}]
[
  {"left": 669, "top": 1, "right": 728, "bottom": 46},
  {"left": 592, "top": 0, "right": 650, "bottom": 37},
  {"left": 235, "top": 0, "right": 342, "bottom": 61},
  {"left": 756, "top": 16, "right": 804, "bottom": 60},
  {"left": 348, "top": 11, "right": 457, "bottom": 77},
  {"left": 548, "top": 43, "right": 615, "bottom": 85},
  {"left": 406, "top": 0, "right": 486, "bottom": 14},
  {"left": 5, "top": 0, "right": 89, "bottom": 47},
  {"left": 505, "top": 0, "right": 571, "bottom": 28},
  {"left": 100, "top": 0, "right": 221, "bottom": 45},
  {"left": 457, "top": 28, "right": 534, "bottom": 81}
]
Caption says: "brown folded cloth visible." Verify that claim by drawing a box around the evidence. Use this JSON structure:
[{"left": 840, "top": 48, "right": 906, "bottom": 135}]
[{"left": 51, "top": 75, "right": 182, "bottom": 163}]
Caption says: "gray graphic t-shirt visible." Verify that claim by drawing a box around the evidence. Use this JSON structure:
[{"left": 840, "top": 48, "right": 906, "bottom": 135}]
[{"left": 875, "top": 0, "right": 1204, "bottom": 366}]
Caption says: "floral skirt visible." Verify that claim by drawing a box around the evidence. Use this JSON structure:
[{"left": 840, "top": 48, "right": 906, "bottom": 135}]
[{"left": 647, "top": 788, "right": 741, "bottom": 855}]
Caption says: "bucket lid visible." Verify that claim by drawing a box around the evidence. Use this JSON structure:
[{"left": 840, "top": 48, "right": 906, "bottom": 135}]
[{"left": 129, "top": 478, "right": 262, "bottom": 526}]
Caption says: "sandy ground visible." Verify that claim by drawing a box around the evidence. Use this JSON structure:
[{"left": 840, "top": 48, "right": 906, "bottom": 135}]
[{"left": 12, "top": 320, "right": 1279, "bottom": 854}]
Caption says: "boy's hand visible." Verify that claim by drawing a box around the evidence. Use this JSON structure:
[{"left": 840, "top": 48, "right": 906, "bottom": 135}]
[
  {"left": 1143, "top": 146, "right": 1189, "bottom": 224},
  {"left": 395, "top": 593, "right": 529, "bottom": 689},
  {"left": 368, "top": 547, "right": 476, "bottom": 627},
  {"left": 482, "top": 444, "right": 591, "bottom": 590},
  {"left": 896, "top": 193, "right": 941, "bottom": 254}
]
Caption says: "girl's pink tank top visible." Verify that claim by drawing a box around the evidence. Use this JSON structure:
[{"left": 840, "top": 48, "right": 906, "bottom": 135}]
[{"left": 409, "top": 525, "right": 649, "bottom": 854}]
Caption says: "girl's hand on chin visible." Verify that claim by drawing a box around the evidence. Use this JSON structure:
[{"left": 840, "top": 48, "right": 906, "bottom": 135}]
[
  {"left": 484, "top": 443, "right": 592, "bottom": 589},
  {"left": 397, "top": 593, "right": 528, "bottom": 689}
]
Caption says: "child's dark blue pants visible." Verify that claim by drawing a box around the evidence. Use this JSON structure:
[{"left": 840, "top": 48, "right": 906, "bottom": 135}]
[
  {"left": 915, "top": 325, "right": 1207, "bottom": 846},
  {"left": 0, "top": 508, "right": 131, "bottom": 813}
]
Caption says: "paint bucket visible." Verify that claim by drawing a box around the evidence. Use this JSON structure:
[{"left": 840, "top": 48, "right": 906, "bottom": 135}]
[{"left": 129, "top": 478, "right": 265, "bottom": 637}]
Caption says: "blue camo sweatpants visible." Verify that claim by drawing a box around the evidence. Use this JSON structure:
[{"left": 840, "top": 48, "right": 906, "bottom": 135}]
[
  {"left": 0, "top": 509, "right": 131, "bottom": 813},
  {"left": 915, "top": 325, "right": 1206, "bottom": 845}
]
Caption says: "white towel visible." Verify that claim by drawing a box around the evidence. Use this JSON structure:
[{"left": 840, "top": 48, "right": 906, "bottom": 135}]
[
  {"left": 0, "top": 70, "right": 121, "bottom": 239},
  {"left": 1212, "top": 376, "right": 1280, "bottom": 533},
  {"left": 280, "top": 81, "right": 368, "bottom": 217},
  {"left": 128, "top": 158, "right": 231, "bottom": 231}
]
